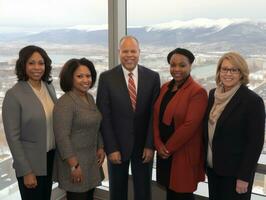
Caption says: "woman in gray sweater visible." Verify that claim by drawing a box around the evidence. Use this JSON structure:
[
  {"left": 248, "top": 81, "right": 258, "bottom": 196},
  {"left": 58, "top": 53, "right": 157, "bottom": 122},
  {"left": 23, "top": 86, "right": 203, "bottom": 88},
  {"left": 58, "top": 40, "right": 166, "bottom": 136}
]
[{"left": 53, "top": 58, "right": 105, "bottom": 200}]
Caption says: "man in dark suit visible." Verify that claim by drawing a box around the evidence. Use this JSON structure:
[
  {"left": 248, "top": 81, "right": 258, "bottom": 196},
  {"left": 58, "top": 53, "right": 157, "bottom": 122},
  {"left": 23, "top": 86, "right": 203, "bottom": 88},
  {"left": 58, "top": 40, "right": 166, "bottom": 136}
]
[{"left": 96, "top": 35, "right": 160, "bottom": 200}]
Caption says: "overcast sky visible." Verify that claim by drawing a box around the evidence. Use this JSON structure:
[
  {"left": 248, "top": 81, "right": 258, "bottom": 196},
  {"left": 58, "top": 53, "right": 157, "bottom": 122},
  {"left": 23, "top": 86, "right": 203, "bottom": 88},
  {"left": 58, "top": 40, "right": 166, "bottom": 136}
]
[
  {"left": 128, "top": 0, "right": 266, "bottom": 25},
  {"left": 0, "top": 0, "right": 265, "bottom": 28}
]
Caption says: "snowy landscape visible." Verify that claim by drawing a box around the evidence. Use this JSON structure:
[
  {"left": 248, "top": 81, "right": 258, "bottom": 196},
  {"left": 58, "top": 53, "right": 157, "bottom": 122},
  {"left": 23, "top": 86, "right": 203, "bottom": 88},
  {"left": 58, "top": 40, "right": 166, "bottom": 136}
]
[{"left": 0, "top": 18, "right": 265, "bottom": 197}]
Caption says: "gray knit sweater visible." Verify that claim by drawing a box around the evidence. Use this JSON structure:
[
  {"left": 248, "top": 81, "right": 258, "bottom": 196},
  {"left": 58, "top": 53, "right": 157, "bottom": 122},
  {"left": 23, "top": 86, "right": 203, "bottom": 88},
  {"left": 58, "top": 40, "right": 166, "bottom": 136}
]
[{"left": 53, "top": 91, "right": 104, "bottom": 192}]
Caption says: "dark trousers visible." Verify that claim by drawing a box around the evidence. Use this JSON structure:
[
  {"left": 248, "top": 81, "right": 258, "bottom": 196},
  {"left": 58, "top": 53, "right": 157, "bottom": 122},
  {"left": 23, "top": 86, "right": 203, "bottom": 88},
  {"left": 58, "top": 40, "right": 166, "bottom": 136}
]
[
  {"left": 166, "top": 188, "right": 194, "bottom": 200},
  {"left": 207, "top": 167, "right": 254, "bottom": 200},
  {"left": 66, "top": 188, "right": 95, "bottom": 200},
  {"left": 17, "top": 150, "right": 55, "bottom": 200},
  {"left": 108, "top": 156, "right": 152, "bottom": 200}
]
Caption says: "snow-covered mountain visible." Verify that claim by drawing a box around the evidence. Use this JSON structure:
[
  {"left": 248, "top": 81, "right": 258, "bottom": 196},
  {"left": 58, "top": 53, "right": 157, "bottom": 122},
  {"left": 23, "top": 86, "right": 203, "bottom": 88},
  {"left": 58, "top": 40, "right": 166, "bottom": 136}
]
[
  {"left": 144, "top": 18, "right": 250, "bottom": 31},
  {"left": 129, "top": 18, "right": 266, "bottom": 45},
  {"left": 1, "top": 18, "right": 266, "bottom": 51}
]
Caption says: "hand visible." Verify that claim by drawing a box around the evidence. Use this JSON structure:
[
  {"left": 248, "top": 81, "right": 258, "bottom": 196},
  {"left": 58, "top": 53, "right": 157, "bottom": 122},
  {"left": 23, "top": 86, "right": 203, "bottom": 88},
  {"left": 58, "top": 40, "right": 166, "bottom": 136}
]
[
  {"left": 96, "top": 148, "right": 105, "bottom": 167},
  {"left": 108, "top": 151, "right": 122, "bottom": 164},
  {"left": 142, "top": 148, "right": 154, "bottom": 163},
  {"left": 236, "top": 179, "right": 249, "bottom": 194},
  {"left": 71, "top": 165, "right": 84, "bottom": 184},
  {"left": 23, "top": 172, "right": 37, "bottom": 189},
  {"left": 67, "top": 156, "right": 83, "bottom": 184},
  {"left": 158, "top": 144, "right": 170, "bottom": 159}
]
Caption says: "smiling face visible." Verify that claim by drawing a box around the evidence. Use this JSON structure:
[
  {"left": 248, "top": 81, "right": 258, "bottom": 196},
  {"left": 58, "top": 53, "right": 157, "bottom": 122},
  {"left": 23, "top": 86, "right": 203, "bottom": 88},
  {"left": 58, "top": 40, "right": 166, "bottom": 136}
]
[
  {"left": 72, "top": 65, "right": 92, "bottom": 95},
  {"left": 25, "top": 52, "right": 45, "bottom": 83},
  {"left": 169, "top": 53, "right": 191, "bottom": 83},
  {"left": 219, "top": 59, "right": 242, "bottom": 92},
  {"left": 119, "top": 37, "right": 140, "bottom": 71}
]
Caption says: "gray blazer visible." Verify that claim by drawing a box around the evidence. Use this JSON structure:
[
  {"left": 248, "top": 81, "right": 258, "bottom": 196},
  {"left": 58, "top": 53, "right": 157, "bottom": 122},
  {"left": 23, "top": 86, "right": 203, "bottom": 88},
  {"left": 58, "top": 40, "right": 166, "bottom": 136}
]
[
  {"left": 2, "top": 81, "right": 57, "bottom": 177},
  {"left": 53, "top": 91, "right": 104, "bottom": 192}
]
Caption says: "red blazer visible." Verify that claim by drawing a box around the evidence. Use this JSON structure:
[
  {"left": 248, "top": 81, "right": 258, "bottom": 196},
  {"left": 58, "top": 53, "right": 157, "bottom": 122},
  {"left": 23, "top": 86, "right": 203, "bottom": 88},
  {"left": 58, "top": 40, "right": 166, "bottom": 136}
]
[{"left": 153, "top": 76, "right": 208, "bottom": 192}]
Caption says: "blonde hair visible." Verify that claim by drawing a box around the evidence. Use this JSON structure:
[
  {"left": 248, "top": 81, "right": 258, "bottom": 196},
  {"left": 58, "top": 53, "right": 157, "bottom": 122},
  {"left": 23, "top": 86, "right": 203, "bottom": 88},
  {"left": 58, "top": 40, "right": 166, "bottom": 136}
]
[{"left": 215, "top": 52, "right": 249, "bottom": 86}]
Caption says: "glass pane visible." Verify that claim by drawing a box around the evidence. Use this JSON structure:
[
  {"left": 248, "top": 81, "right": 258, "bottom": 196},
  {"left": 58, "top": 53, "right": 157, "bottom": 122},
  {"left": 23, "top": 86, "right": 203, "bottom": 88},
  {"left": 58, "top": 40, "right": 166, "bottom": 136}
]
[
  {"left": 254, "top": 173, "right": 266, "bottom": 195},
  {"left": 0, "top": 0, "right": 108, "bottom": 198},
  {"left": 128, "top": 0, "right": 266, "bottom": 196}
]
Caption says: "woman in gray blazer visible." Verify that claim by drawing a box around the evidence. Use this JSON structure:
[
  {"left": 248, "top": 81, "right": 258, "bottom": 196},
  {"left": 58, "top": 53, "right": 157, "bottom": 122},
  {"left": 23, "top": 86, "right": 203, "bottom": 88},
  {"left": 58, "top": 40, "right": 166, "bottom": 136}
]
[
  {"left": 53, "top": 58, "right": 105, "bottom": 200},
  {"left": 2, "top": 45, "right": 57, "bottom": 200}
]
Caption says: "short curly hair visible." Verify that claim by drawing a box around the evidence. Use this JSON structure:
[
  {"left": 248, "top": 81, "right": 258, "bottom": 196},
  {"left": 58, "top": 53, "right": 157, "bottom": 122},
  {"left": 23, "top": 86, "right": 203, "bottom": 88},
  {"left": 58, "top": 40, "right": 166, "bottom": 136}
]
[
  {"left": 59, "top": 58, "right": 97, "bottom": 92},
  {"left": 15, "top": 45, "right": 52, "bottom": 83}
]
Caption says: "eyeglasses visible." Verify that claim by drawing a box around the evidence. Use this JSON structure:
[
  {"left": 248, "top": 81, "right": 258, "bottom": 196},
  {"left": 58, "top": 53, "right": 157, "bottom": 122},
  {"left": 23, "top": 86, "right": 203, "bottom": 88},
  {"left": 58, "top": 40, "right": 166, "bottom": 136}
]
[{"left": 220, "top": 67, "right": 240, "bottom": 74}]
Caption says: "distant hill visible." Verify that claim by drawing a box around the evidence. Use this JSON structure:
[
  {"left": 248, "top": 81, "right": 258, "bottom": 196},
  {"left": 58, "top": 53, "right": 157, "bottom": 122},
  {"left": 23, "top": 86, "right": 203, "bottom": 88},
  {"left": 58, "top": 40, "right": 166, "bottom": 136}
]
[{"left": 1, "top": 18, "right": 266, "bottom": 53}]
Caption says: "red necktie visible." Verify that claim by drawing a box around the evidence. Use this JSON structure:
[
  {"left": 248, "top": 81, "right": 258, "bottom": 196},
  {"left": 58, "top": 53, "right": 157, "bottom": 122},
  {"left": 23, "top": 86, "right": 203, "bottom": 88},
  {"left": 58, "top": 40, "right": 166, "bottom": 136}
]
[{"left": 128, "top": 72, "right": 137, "bottom": 111}]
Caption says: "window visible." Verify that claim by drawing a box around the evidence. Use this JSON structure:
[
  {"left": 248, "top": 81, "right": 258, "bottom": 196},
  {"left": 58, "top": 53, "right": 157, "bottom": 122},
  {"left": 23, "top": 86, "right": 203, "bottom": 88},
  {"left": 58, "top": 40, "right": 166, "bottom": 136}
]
[
  {"left": 128, "top": 0, "right": 266, "bottom": 198},
  {"left": 0, "top": 0, "right": 108, "bottom": 199}
]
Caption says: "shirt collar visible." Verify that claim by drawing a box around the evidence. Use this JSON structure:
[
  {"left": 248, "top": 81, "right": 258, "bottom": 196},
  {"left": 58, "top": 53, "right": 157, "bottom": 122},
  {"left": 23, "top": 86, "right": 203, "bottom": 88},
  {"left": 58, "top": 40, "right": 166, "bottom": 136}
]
[{"left": 122, "top": 65, "right": 138, "bottom": 77}]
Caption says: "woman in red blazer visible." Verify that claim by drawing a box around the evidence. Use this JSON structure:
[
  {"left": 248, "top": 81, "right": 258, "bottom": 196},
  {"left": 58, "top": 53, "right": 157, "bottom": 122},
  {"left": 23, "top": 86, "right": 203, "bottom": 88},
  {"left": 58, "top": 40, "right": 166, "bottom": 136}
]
[{"left": 153, "top": 48, "right": 208, "bottom": 200}]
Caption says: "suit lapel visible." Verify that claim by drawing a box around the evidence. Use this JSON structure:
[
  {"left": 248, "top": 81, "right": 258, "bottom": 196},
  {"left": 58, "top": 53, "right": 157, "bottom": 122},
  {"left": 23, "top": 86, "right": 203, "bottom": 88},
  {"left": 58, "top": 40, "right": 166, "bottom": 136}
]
[
  {"left": 21, "top": 81, "right": 42, "bottom": 103},
  {"left": 136, "top": 66, "right": 145, "bottom": 112},
  {"left": 115, "top": 65, "right": 134, "bottom": 113},
  {"left": 206, "top": 90, "right": 215, "bottom": 119},
  {"left": 45, "top": 83, "right": 57, "bottom": 103},
  {"left": 162, "top": 77, "right": 193, "bottom": 125},
  {"left": 19, "top": 81, "right": 45, "bottom": 115},
  {"left": 203, "top": 89, "right": 215, "bottom": 142}
]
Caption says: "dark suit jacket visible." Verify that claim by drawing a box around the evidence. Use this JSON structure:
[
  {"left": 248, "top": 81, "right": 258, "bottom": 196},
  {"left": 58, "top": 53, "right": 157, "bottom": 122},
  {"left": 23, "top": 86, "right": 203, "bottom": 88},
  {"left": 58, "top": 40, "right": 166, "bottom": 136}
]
[
  {"left": 96, "top": 65, "right": 160, "bottom": 160},
  {"left": 203, "top": 85, "right": 265, "bottom": 182}
]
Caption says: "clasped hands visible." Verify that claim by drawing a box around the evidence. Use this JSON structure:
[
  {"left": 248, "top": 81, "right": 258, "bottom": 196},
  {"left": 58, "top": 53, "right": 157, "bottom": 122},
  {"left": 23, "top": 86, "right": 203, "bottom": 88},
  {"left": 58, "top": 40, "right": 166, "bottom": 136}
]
[{"left": 157, "top": 144, "right": 170, "bottom": 159}]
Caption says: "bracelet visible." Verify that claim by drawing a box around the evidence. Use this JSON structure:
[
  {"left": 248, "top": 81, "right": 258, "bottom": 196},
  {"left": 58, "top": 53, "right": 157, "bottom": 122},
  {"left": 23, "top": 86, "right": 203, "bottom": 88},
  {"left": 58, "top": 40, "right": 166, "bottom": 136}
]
[{"left": 70, "top": 163, "right": 79, "bottom": 172}]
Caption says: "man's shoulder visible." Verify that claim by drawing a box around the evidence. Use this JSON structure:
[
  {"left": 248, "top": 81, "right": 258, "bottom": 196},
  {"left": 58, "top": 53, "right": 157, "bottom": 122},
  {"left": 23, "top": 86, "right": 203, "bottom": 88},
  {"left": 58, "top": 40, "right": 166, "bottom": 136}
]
[
  {"left": 138, "top": 65, "right": 158, "bottom": 76},
  {"left": 100, "top": 65, "right": 121, "bottom": 78}
]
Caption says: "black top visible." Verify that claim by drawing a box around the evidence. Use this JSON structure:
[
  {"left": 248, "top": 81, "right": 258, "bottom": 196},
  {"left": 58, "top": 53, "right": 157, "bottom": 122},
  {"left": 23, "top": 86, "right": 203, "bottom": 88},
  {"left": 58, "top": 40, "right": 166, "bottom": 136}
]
[
  {"left": 157, "top": 79, "right": 177, "bottom": 187},
  {"left": 156, "top": 77, "right": 190, "bottom": 187},
  {"left": 159, "top": 80, "right": 176, "bottom": 142},
  {"left": 159, "top": 77, "right": 189, "bottom": 142}
]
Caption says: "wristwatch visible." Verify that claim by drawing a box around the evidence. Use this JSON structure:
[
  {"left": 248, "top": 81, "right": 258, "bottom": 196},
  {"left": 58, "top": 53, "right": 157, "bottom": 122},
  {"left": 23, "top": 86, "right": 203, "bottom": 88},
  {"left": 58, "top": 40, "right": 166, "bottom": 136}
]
[{"left": 70, "top": 163, "right": 79, "bottom": 172}]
